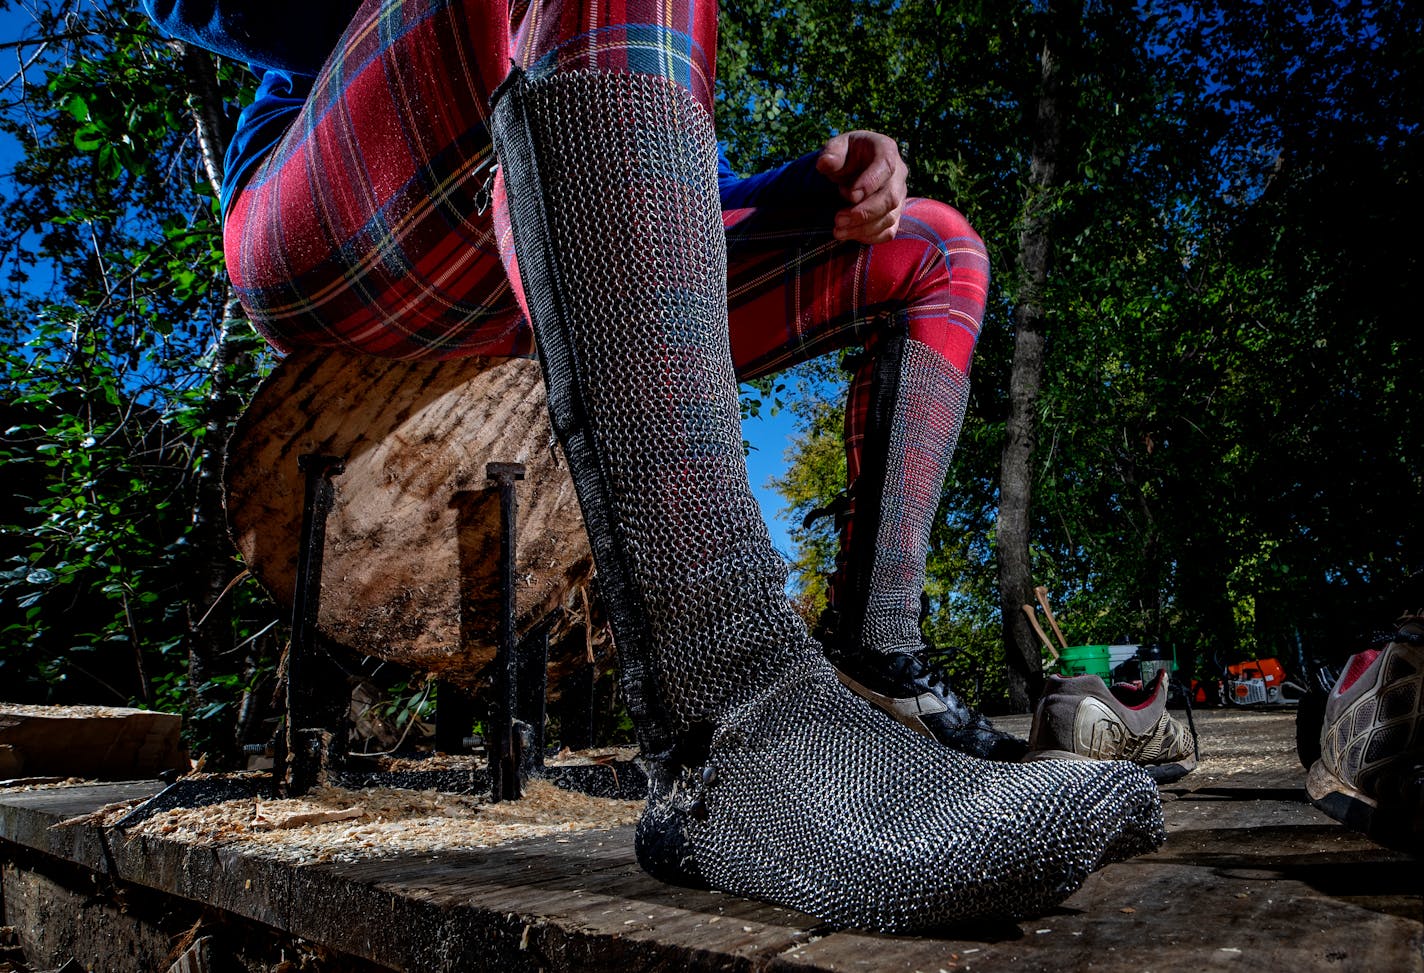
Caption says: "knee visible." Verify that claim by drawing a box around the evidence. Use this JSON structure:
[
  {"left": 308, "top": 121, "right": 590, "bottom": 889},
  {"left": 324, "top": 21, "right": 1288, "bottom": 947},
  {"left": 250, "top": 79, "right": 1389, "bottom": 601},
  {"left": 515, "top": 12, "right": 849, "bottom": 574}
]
[
  {"left": 867, "top": 198, "right": 988, "bottom": 297},
  {"left": 865, "top": 199, "right": 988, "bottom": 372},
  {"left": 899, "top": 198, "right": 988, "bottom": 284}
]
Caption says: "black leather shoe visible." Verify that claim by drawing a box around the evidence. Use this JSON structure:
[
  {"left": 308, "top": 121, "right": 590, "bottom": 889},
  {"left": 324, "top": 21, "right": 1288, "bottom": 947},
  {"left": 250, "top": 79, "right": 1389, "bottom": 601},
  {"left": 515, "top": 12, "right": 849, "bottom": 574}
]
[{"left": 834, "top": 649, "right": 1028, "bottom": 761}]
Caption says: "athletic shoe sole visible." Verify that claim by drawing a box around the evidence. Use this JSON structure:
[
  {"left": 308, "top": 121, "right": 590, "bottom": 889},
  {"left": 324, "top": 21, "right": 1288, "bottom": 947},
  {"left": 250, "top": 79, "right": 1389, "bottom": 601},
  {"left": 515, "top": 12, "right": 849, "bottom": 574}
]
[{"left": 1306, "top": 757, "right": 1424, "bottom": 855}]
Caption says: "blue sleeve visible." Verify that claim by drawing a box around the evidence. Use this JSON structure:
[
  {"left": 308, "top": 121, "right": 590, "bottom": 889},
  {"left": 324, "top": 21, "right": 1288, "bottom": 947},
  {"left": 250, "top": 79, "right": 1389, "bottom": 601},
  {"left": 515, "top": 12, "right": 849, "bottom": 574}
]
[
  {"left": 141, "top": 0, "right": 357, "bottom": 74},
  {"left": 717, "top": 146, "right": 844, "bottom": 211},
  {"left": 219, "top": 69, "right": 312, "bottom": 216}
]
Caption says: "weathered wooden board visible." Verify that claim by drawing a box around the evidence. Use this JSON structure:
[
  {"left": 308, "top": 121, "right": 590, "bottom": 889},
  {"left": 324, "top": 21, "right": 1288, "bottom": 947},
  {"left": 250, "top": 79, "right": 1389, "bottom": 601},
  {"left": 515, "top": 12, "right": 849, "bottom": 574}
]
[
  {"left": 0, "top": 705, "right": 186, "bottom": 780},
  {"left": 1, "top": 713, "right": 1419, "bottom": 972},
  {"left": 225, "top": 351, "right": 595, "bottom": 687}
]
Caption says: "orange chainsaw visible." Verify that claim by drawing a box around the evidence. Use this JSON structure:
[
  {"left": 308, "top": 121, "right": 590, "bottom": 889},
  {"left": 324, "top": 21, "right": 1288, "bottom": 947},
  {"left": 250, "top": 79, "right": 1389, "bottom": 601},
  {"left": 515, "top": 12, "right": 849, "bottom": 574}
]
[{"left": 1222, "top": 658, "right": 1307, "bottom": 706}]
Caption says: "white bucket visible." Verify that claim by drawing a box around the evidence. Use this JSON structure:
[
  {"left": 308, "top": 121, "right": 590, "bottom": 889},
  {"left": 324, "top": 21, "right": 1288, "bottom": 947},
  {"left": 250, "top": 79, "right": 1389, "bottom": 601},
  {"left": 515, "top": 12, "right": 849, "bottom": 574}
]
[{"left": 1107, "top": 644, "right": 1139, "bottom": 668}]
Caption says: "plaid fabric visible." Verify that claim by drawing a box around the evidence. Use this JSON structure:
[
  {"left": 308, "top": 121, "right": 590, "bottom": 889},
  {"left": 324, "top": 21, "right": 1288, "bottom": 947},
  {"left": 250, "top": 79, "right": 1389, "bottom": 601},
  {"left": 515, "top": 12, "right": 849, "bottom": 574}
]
[
  {"left": 747, "top": 199, "right": 987, "bottom": 599},
  {"left": 222, "top": 0, "right": 989, "bottom": 578},
  {"left": 815, "top": 200, "right": 990, "bottom": 488},
  {"left": 511, "top": 0, "right": 717, "bottom": 109},
  {"left": 724, "top": 195, "right": 986, "bottom": 381},
  {"left": 224, "top": 0, "right": 712, "bottom": 359},
  {"left": 722, "top": 198, "right": 987, "bottom": 516}
]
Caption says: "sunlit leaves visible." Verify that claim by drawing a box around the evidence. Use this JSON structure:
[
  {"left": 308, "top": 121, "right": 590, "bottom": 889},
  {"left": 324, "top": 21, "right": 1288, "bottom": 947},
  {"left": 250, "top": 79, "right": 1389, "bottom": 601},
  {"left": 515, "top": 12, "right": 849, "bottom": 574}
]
[
  {"left": 750, "top": 0, "right": 1423, "bottom": 696},
  {"left": 1, "top": 1, "right": 273, "bottom": 752}
]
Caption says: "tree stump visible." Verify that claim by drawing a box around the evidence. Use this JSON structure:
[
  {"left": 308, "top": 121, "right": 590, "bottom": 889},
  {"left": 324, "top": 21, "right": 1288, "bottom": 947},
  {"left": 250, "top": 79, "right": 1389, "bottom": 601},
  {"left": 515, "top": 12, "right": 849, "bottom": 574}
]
[{"left": 225, "top": 351, "right": 595, "bottom": 690}]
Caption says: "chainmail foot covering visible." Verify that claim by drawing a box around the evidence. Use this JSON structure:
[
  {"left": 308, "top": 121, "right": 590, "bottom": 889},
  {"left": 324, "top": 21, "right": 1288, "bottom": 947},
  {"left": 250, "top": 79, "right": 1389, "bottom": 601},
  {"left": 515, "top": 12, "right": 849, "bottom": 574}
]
[
  {"left": 639, "top": 666, "right": 1164, "bottom": 930},
  {"left": 491, "top": 67, "right": 1164, "bottom": 931}
]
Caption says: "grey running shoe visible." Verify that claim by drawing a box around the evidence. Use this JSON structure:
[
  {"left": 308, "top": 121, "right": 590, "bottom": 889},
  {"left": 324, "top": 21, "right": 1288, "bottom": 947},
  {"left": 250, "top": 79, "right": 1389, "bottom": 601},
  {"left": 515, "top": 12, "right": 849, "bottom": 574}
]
[
  {"left": 1026, "top": 671, "right": 1197, "bottom": 783},
  {"left": 1306, "top": 615, "right": 1424, "bottom": 853}
]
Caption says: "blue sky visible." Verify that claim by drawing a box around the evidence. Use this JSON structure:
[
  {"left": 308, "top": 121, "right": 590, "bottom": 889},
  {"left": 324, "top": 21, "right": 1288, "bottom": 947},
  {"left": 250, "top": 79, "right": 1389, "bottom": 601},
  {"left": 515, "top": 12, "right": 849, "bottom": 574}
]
[{"left": 741, "top": 406, "right": 799, "bottom": 557}]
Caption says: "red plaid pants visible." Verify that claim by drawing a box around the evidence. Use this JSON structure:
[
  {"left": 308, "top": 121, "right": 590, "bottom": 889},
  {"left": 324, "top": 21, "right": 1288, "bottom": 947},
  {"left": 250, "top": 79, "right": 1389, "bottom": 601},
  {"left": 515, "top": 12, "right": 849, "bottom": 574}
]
[{"left": 223, "top": 0, "right": 988, "bottom": 488}]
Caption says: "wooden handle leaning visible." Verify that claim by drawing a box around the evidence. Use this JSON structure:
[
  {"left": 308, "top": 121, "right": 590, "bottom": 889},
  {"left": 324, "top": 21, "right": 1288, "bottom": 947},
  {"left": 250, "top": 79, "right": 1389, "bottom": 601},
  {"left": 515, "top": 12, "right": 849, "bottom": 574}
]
[
  {"left": 1022, "top": 604, "right": 1059, "bottom": 660},
  {"left": 1034, "top": 585, "right": 1070, "bottom": 651}
]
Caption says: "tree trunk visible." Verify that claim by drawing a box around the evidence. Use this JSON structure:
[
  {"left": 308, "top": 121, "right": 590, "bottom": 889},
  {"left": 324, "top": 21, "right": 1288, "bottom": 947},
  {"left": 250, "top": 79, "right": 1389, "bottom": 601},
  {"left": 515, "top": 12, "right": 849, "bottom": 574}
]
[
  {"left": 179, "top": 42, "right": 233, "bottom": 193},
  {"left": 997, "top": 16, "right": 1070, "bottom": 712},
  {"left": 185, "top": 291, "right": 250, "bottom": 761},
  {"left": 224, "top": 351, "right": 594, "bottom": 689},
  {"left": 180, "top": 44, "right": 251, "bottom": 763}
]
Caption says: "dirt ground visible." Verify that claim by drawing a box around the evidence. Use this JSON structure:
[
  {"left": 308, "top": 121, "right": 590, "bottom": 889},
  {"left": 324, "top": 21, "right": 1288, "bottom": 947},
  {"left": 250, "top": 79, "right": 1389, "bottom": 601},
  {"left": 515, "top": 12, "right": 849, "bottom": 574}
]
[{"left": 992, "top": 702, "right": 1310, "bottom": 785}]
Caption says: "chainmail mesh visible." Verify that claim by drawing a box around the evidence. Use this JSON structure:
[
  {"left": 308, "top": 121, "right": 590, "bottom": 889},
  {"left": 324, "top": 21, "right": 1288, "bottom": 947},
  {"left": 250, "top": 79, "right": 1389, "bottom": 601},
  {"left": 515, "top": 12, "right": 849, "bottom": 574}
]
[
  {"left": 862, "top": 338, "right": 970, "bottom": 655},
  {"left": 492, "top": 69, "right": 812, "bottom": 737},
  {"left": 645, "top": 666, "right": 1165, "bottom": 930},
  {"left": 492, "top": 68, "right": 1165, "bottom": 930}
]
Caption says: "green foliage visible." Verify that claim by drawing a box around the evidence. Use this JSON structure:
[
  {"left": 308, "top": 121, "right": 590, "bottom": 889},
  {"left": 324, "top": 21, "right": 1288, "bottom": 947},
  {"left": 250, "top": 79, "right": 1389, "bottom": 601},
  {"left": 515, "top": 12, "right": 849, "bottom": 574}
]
[
  {"left": 2, "top": 0, "right": 1419, "bottom": 739},
  {"left": 0, "top": 1, "right": 278, "bottom": 757},
  {"left": 769, "top": 358, "right": 846, "bottom": 609},
  {"left": 1024, "top": 0, "right": 1424, "bottom": 669},
  {"left": 753, "top": 0, "right": 1424, "bottom": 703}
]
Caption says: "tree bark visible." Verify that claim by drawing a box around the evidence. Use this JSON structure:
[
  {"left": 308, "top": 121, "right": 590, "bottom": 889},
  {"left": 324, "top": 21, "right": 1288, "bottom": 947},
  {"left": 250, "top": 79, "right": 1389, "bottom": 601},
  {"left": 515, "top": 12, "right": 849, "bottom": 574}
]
[
  {"left": 179, "top": 42, "right": 233, "bottom": 193},
  {"left": 997, "top": 16, "right": 1070, "bottom": 712},
  {"left": 185, "top": 290, "right": 250, "bottom": 760}
]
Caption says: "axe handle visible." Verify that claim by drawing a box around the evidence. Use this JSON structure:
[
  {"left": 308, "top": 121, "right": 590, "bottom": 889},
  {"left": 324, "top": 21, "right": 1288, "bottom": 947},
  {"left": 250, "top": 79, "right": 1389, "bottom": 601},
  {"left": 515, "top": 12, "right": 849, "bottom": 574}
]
[
  {"left": 1022, "top": 604, "right": 1059, "bottom": 660},
  {"left": 1034, "top": 585, "right": 1070, "bottom": 651}
]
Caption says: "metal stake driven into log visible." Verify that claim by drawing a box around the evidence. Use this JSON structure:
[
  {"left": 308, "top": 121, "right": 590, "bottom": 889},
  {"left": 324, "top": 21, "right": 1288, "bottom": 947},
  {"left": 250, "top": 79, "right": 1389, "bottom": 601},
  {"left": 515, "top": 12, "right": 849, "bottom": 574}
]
[
  {"left": 487, "top": 461, "right": 529, "bottom": 802},
  {"left": 286, "top": 453, "right": 346, "bottom": 796},
  {"left": 110, "top": 354, "right": 650, "bottom": 831}
]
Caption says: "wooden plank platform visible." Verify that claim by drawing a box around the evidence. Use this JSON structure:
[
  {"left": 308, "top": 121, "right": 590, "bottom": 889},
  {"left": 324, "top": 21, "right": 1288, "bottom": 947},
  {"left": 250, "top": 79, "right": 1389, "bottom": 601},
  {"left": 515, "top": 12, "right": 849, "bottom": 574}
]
[{"left": 1, "top": 710, "right": 1419, "bottom": 972}]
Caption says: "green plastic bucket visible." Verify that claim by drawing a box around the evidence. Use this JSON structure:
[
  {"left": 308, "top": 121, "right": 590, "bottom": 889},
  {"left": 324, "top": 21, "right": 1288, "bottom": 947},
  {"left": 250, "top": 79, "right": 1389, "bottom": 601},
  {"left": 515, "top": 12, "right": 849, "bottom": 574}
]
[{"left": 1057, "top": 644, "right": 1112, "bottom": 680}]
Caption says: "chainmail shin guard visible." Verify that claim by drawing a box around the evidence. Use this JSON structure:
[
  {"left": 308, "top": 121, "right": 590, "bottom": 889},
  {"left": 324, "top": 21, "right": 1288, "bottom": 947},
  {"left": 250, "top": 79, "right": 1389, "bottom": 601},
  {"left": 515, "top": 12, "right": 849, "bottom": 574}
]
[
  {"left": 491, "top": 68, "right": 812, "bottom": 746},
  {"left": 833, "top": 333, "right": 1018, "bottom": 759},
  {"left": 491, "top": 68, "right": 1164, "bottom": 931},
  {"left": 854, "top": 334, "right": 969, "bottom": 655}
]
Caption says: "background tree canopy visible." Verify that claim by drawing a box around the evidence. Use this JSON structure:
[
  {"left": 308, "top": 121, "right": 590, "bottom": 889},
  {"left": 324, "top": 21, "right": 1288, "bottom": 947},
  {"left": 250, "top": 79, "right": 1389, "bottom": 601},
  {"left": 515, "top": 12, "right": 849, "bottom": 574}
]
[
  {"left": 717, "top": 0, "right": 1422, "bottom": 708},
  {"left": 1, "top": 0, "right": 1419, "bottom": 754}
]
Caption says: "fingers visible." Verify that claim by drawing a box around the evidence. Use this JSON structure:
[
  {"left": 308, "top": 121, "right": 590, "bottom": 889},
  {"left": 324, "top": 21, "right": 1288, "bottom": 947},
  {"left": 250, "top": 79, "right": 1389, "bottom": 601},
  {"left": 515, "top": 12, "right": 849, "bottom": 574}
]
[
  {"left": 816, "top": 132, "right": 851, "bottom": 181},
  {"left": 845, "top": 146, "right": 897, "bottom": 205},
  {"left": 817, "top": 131, "right": 897, "bottom": 196},
  {"left": 835, "top": 207, "right": 899, "bottom": 244},
  {"left": 823, "top": 131, "right": 907, "bottom": 243},
  {"left": 835, "top": 178, "right": 900, "bottom": 236}
]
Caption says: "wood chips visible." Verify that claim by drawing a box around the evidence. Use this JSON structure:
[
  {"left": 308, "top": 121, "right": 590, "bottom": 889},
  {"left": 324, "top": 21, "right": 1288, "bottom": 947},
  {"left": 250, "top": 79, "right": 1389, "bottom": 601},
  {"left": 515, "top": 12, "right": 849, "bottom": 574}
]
[{"left": 126, "top": 779, "right": 641, "bottom": 866}]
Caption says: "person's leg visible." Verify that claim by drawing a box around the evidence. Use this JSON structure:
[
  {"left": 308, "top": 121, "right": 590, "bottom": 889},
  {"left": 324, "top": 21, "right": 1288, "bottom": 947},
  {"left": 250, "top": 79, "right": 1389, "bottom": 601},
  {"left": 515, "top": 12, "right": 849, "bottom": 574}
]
[
  {"left": 493, "top": 7, "right": 1163, "bottom": 930},
  {"left": 725, "top": 199, "right": 1019, "bottom": 757},
  {"left": 223, "top": 0, "right": 1164, "bottom": 928},
  {"left": 223, "top": 0, "right": 528, "bottom": 359}
]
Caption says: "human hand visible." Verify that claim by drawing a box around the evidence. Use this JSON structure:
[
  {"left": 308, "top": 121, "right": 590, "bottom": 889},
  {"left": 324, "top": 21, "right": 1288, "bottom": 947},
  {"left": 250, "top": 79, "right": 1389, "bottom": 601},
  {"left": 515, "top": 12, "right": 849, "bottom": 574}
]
[{"left": 815, "top": 130, "right": 908, "bottom": 245}]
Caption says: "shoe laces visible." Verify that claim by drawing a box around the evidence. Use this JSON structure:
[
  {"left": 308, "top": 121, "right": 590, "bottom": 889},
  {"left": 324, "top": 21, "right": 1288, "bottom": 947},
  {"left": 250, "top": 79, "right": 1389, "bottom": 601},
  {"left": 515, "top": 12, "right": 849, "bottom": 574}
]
[
  {"left": 910, "top": 644, "right": 960, "bottom": 697},
  {"left": 1363, "top": 614, "right": 1424, "bottom": 649}
]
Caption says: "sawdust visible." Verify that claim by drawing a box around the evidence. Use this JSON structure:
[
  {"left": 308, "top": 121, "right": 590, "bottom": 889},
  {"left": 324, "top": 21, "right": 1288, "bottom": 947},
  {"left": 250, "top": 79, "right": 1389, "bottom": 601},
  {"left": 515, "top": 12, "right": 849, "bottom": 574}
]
[
  {"left": 125, "top": 779, "right": 641, "bottom": 865},
  {"left": 368, "top": 746, "right": 636, "bottom": 771},
  {"left": 0, "top": 776, "right": 90, "bottom": 791},
  {"left": 0, "top": 703, "right": 158, "bottom": 720}
]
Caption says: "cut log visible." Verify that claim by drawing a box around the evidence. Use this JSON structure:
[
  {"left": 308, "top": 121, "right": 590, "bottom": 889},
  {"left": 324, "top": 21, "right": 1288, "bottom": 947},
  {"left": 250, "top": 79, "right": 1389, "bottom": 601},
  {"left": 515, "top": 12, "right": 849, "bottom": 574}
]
[
  {"left": 224, "top": 351, "right": 595, "bottom": 689},
  {"left": 0, "top": 704, "right": 186, "bottom": 780}
]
